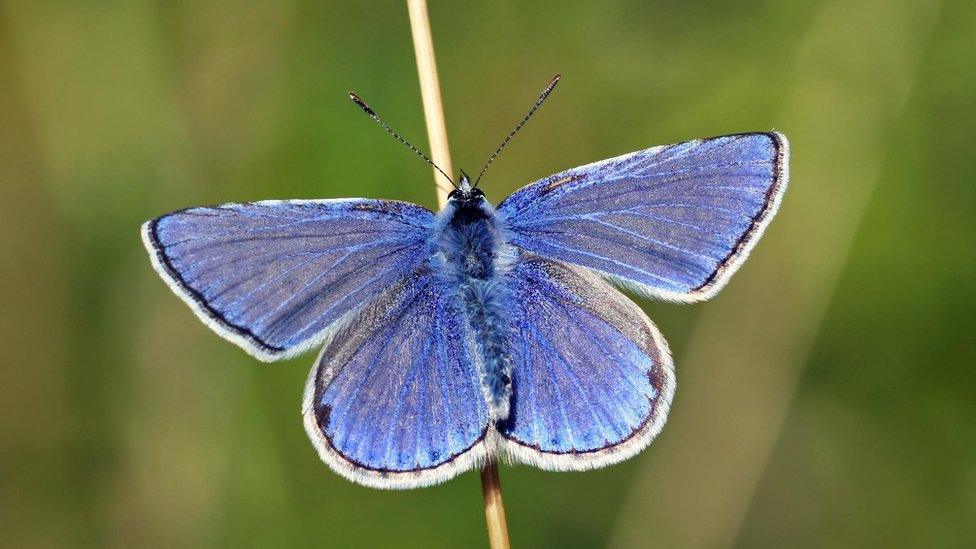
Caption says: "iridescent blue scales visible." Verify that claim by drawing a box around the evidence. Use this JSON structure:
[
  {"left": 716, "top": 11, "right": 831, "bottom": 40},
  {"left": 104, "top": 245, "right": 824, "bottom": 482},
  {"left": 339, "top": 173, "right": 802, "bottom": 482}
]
[{"left": 142, "top": 132, "right": 789, "bottom": 488}]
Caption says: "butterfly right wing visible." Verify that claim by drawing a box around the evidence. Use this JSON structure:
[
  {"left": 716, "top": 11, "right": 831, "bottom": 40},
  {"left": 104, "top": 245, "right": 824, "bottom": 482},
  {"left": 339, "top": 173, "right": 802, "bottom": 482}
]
[
  {"left": 498, "top": 253, "right": 675, "bottom": 470},
  {"left": 498, "top": 132, "right": 788, "bottom": 302},
  {"left": 303, "top": 267, "right": 491, "bottom": 489},
  {"left": 142, "top": 199, "right": 434, "bottom": 361}
]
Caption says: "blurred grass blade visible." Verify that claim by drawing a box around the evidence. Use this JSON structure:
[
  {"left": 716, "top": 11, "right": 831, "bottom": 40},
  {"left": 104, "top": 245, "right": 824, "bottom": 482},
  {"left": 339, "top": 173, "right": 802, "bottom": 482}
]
[{"left": 610, "top": 0, "right": 943, "bottom": 547}]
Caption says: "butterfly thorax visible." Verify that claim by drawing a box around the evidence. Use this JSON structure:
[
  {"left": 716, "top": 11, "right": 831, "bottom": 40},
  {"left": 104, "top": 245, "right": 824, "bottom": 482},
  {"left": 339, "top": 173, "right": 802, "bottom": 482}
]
[{"left": 435, "top": 194, "right": 514, "bottom": 421}]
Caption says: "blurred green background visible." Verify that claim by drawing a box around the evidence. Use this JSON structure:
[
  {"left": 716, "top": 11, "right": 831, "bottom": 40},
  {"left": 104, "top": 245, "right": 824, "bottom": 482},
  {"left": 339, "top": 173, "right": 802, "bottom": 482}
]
[{"left": 2, "top": 0, "right": 974, "bottom": 547}]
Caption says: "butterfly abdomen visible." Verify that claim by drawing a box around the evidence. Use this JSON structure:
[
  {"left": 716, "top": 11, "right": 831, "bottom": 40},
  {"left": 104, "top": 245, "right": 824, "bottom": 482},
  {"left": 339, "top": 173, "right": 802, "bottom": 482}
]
[{"left": 435, "top": 199, "right": 515, "bottom": 421}]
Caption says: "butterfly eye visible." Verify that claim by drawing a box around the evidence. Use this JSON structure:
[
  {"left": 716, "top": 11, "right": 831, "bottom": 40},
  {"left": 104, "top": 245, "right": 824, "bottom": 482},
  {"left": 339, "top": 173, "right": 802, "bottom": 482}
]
[
  {"left": 448, "top": 190, "right": 460, "bottom": 200},
  {"left": 471, "top": 188, "right": 485, "bottom": 198}
]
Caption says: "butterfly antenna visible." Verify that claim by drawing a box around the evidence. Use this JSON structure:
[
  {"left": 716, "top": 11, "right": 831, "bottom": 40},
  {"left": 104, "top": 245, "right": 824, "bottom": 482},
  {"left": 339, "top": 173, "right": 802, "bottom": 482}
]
[
  {"left": 474, "top": 74, "right": 561, "bottom": 188},
  {"left": 348, "top": 91, "right": 457, "bottom": 189}
]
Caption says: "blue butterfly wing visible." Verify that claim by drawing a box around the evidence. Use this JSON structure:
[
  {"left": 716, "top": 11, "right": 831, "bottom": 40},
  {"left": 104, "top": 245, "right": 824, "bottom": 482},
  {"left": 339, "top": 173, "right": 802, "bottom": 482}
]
[
  {"left": 498, "top": 254, "right": 675, "bottom": 469},
  {"left": 303, "top": 267, "right": 490, "bottom": 489},
  {"left": 498, "top": 132, "right": 789, "bottom": 302},
  {"left": 141, "top": 199, "right": 434, "bottom": 361}
]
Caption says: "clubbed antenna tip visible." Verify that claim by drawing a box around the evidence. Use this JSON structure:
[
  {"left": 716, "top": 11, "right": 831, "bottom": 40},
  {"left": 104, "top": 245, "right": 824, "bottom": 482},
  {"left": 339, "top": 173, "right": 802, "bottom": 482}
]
[
  {"left": 474, "top": 74, "right": 562, "bottom": 188},
  {"left": 348, "top": 92, "right": 376, "bottom": 116},
  {"left": 348, "top": 89, "right": 456, "bottom": 189}
]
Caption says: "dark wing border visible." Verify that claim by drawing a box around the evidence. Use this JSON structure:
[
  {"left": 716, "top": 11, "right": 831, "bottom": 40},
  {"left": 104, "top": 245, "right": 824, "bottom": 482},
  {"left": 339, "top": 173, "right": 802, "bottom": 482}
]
[
  {"left": 685, "top": 131, "right": 790, "bottom": 300},
  {"left": 142, "top": 211, "right": 285, "bottom": 359}
]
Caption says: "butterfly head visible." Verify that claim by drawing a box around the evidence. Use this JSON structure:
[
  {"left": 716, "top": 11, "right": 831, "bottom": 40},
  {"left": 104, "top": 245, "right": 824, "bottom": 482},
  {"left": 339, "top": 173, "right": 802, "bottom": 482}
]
[{"left": 448, "top": 172, "right": 485, "bottom": 205}]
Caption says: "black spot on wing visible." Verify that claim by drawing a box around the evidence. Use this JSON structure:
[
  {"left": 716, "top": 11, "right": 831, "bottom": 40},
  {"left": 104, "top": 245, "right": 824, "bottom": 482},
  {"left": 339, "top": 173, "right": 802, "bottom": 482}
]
[{"left": 316, "top": 404, "right": 332, "bottom": 432}]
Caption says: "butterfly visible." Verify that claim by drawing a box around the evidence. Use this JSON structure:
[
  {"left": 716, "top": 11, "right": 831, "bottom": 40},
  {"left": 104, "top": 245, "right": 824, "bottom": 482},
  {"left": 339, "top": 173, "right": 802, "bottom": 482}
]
[{"left": 141, "top": 75, "right": 789, "bottom": 489}]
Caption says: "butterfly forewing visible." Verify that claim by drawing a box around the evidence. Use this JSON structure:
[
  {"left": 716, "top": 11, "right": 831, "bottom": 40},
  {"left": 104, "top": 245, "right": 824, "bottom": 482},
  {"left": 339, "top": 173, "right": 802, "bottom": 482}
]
[
  {"left": 498, "top": 132, "right": 789, "bottom": 302},
  {"left": 141, "top": 199, "right": 434, "bottom": 361}
]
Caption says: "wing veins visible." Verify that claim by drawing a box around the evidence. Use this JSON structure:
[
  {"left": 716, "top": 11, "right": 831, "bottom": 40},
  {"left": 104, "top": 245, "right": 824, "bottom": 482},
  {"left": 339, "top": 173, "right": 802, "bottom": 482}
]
[
  {"left": 526, "top": 239, "right": 684, "bottom": 287},
  {"left": 528, "top": 303, "right": 618, "bottom": 441}
]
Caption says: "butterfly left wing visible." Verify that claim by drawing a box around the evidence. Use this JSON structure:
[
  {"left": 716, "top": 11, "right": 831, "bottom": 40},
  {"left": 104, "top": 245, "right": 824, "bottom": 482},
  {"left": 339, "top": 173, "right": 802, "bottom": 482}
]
[
  {"left": 497, "top": 253, "right": 675, "bottom": 469},
  {"left": 142, "top": 199, "right": 433, "bottom": 361},
  {"left": 497, "top": 132, "right": 789, "bottom": 302},
  {"left": 303, "top": 267, "right": 491, "bottom": 489}
]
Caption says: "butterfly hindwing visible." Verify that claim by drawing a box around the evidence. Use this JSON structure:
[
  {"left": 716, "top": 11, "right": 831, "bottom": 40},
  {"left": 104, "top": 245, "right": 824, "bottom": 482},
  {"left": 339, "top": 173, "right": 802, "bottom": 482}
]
[
  {"left": 303, "top": 267, "right": 491, "bottom": 489},
  {"left": 498, "top": 253, "right": 675, "bottom": 469},
  {"left": 498, "top": 132, "right": 789, "bottom": 302},
  {"left": 141, "top": 199, "right": 434, "bottom": 361}
]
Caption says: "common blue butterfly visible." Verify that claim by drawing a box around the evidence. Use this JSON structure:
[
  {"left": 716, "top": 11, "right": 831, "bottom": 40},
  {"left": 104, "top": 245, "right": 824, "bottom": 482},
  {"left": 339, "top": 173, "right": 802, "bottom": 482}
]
[{"left": 141, "top": 76, "right": 789, "bottom": 489}]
